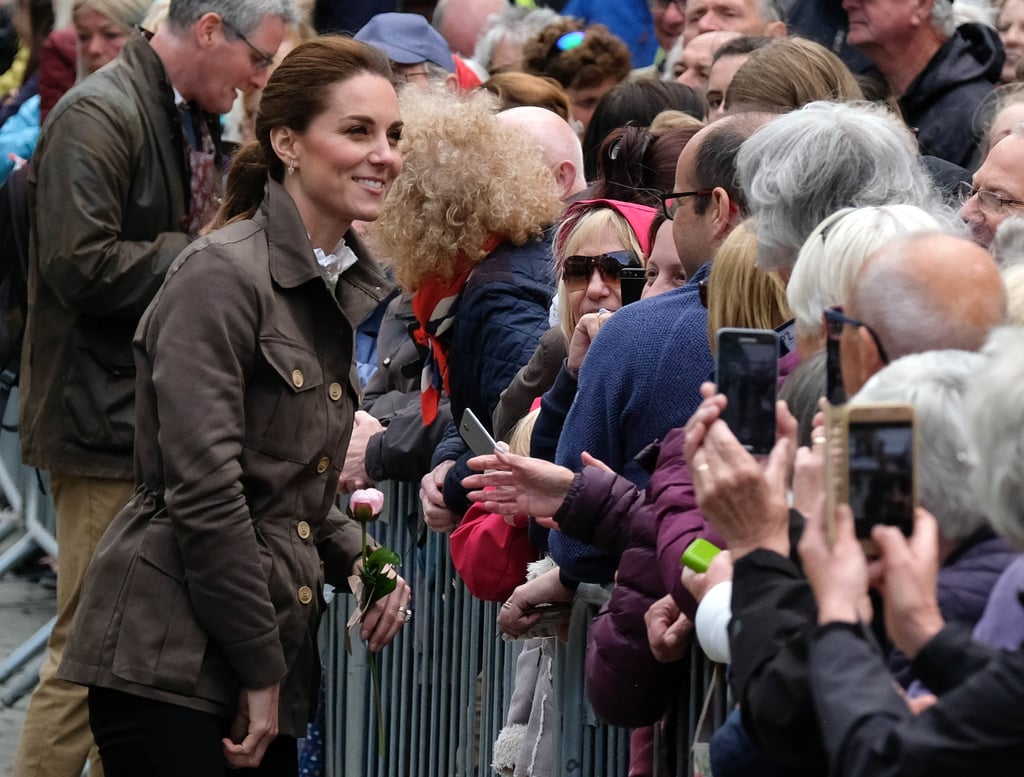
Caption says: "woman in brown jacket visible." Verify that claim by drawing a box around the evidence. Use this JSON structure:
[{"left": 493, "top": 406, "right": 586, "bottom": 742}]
[{"left": 56, "top": 36, "right": 411, "bottom": 776}]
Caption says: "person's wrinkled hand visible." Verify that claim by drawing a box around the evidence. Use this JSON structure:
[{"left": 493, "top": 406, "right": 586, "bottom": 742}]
[
  {"left": 222, "top": 683, "right": 280, "bottom": 768},
  {"left": 463, "top": 449, "right": 575, "bottom": 518},
  {"left": 420, "top": 459, "right": 459, "bottom": 532},
  {"left": 685, "top": 384, "right": 796, "bottom": 560},
  {"left": 498, "top": 566, "right": 573, "bottom": 639},
  {"left": 567, "top": 311, "right": 612, "bottom": 376},
  {"left": 359, "top": 568, "right": 413, "bottom": 652},
  {"left": 644, "top": 594, "right": 692, "bottom": 663},
  {"left": 799, "top": 498, "right": 868, "bottom": 626},
  {"left": 339, "top": 411, "right": 385, "bottom": 493},
  {"left": 680, "top": 550, "right": 733, "bottom": 604},
  {"left": 867, "top": 508, "right": 944, "bottom": 658}
]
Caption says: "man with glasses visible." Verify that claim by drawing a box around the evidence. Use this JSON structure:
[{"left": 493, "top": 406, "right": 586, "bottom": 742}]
[
  {"left": 960, "top": 126, "right": 1024, "bottom": 248},
  {"left": 15, "top": 1, "right": 295, "bottom": 774},
  {"left": 355, "top": 12, "right": 458, "bottom": 90}
]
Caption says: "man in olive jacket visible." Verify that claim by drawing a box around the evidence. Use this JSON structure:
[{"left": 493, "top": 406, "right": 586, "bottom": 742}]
[{"left": 14, "top": 1, "right": 295, "bottom": 774}]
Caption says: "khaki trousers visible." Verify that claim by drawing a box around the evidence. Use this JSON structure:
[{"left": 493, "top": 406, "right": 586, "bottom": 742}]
[{"left": 13, "top": 472, "right": 134, "bottom": 777}]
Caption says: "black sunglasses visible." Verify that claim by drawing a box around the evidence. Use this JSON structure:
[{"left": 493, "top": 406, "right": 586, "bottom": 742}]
[
  {"left": 562, "top": 250, "right": 640, "bottom": 290},
  {"left": 823, "top": 305, "right": 890, "bottom": 365}
]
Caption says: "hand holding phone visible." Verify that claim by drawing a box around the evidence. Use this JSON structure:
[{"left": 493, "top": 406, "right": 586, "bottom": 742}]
[{"left": 459, "top": 408, "right": 497, "bottom": 457}]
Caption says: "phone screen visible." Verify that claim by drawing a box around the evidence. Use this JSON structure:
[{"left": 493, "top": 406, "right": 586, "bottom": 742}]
[
  {"left": 619, "top": 268, "right": 645, "bottom": 306},
  {"left": 847, "top": 421, "right": 914, "bottom": 537},
  {"left": 717, "top": 329, "right": 779, "bottom": 455}
]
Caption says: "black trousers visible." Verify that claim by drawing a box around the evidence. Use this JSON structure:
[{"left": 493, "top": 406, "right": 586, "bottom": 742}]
[{"left": 88, "top": 686, "right": 298, "bottom": 777}]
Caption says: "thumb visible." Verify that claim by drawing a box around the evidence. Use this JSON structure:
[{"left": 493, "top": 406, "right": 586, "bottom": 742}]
[
  {"left": 581, "top": 451, "right": 612, "bottom": 472},
  {"left": 764, "top": 435, "right": 792, "bottom": 491},
  {"left": 909, "top": 507, "right": 939, "bottom": 560}
]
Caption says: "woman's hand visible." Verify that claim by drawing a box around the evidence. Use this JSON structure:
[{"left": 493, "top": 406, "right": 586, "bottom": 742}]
[
  {"left": 222, "top": 683, "right": 280, "bottom": 768},
  {"left": 685, "top": 384, "right": 796, "bottom": 560},
  {"left": 339, "top": 411, "right": 384, "bottom": 493},
  {"left": 360, "top": 568, "right": 413, "bottom": 653},
  {"left": 798, "top": 500, "right": 868, "bottom": 626},
  {"left": 644, "top": 594, "right": 692, "bottom": 663},
  {"left": 463, "top": 449, "right": 575, "bottom": 518},
  {"left": 420, "top": 460, "right": 459, "bottom": 532},
  {"left": 498, "top": 566, "right": 573, "bottom": 639},
  {"left": 680, "top": 550, "right": 733, "bottom": 604},
  {"left": 566, "top": 311, "right": 612, "bottom": 377}
]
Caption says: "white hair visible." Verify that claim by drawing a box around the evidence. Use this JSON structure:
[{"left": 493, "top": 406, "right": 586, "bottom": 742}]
[
  {"left": 853, "top": 350, "right": 989, "bottom": 541},
  {"left": 471, "top": 5, "right": 558, "bottom": 71},
  {"left": 952, "top": 0, "right": 997, "bottom": 29},
  {"left": 932, "top": 0, "right": 957, "bottom": 36},
  {"left": 1002, "top": 264, "right": 1024, "bottom": 326},
  {"left": 965, "top": 327, "right": 1024, "bottom": 549},
  {"left": 787, "top": 205, "right": 948, "bottom": 342},
  {"left": 991, "top": 216, "right": 1024, "bottom": 269}
]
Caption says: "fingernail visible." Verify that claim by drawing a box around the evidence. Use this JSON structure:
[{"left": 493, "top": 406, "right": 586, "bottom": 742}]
[{"left": 370, "top": 642, "right": 379, "bottom": 652}]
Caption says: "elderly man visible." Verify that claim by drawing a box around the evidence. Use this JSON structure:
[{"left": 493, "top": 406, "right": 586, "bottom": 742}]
[
  {"left": 676, "top": 30, "right": 740, "bottom": 92},
  {"left": 14, "top": 0, "right": 295, "bottom": 775},
  {"left": 960, "top": 125, "right": 1024, "bottom": 248},
  {"left": 843, "top": 0, "right": 1003, "bottom": 169},
  {"left": 682, "top": 230, "right": 1007, "bottom": 771},
  {"left": 355, "top": 11, "right": 457, "bottom": 88},
  {"left": 683, "top": 0, "right": 787, "bottom": 44}
]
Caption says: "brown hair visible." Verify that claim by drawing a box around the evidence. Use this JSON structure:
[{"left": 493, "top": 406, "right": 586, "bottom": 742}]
[
  {"left": 482, "top": 71, "right": 571, "bottom": 121},
  {"left": 217, "top": 36, "right": 392, "bottom": 226},
  {"left": 726, "top": 36, "right": 863, "bottom": 114},
  {"left": 522, "top": 17, "right": 632, "bottom": 91},
  {"left": 593, "top": 120, "right": 703, "bottom": 207}
]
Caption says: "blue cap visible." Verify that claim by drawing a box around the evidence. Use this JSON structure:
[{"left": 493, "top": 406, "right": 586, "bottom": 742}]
[{"left": 354, "top": 13, "right": 456, "bottom": 73}]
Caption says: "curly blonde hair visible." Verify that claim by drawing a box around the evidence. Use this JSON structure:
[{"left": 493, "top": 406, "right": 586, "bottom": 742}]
[{"left": 373, "top": 86, "right": 564, "bottom": 292}]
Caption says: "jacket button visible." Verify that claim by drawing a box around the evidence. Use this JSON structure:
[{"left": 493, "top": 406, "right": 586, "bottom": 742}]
[
  {"left": 316, "top": 456, "right": 330, "bottom": 474},
  {"left": 292, "top": 369, "right": 304, "bottom": 388},
  {"left": 297, "top": 585, "right": 313, "bottom": 605},
  {"left": 296, "top": 520, "right": 311, "bottom": 540},
  {"left": 328, "top": 382, "right": 343, "bottom": 401}
]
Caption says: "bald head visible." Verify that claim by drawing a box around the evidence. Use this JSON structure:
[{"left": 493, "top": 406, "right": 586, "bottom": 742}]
[
  {"left": 498, "top": 106, "right": 587, "bottom": 200},
  {"left": 853, "top": 231, "right": 1004, "bottom": 358}
]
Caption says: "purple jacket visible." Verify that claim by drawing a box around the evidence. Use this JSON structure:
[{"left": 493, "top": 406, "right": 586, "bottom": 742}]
[{"left": 557, "top": 426, "right": 724, "bottom": 727}]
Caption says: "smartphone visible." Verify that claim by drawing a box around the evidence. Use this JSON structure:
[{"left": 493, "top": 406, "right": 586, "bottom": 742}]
[
  {"left": 715, "top": 328, "right": 780, "bottom": 455},
  {"left": 459, "top": 408, "right": 497, "bottom": 456},
  {"left": 826, "top": 403, "right": 916, "bottom": 551},
  {"left": 825, "top": 334, "right": 847, "bottom": 405},
  {"left": 680, "top": 538, "right": 721, "bottom": 573},
  {"left": 619, "top": 267, "right": 646, "bottom": 306}
]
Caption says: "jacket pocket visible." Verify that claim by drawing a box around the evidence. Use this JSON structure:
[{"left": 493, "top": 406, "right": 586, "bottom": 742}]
[
  {"left": 63, "top": 320, "right": 136, "bottom": 451},
  {"left": 111, "top": 519, "right": 208, "bottom": 695},
  {"left": 243, "top": 337, "right": 326, "bottom": 463}
]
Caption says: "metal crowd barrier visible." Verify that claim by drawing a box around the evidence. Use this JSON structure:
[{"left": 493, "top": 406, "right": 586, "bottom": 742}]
[{"left": 323, "top": 480, "right": 728, "bottom": 777}]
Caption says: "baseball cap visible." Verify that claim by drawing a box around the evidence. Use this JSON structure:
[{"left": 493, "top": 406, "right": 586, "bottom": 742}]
[{"left": 354, "top": 12, "right": 456, "bottom": 73}]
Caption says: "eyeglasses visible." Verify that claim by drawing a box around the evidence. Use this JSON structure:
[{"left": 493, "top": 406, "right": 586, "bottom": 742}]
[
  {"left": 659, "top": 189, "right": 713, "bottom": 220},
  {"left": 823, "top": 305, "right": 889, "bottom": 365},
  {"left": 393, "top": 67, "right": 430, "bottom": 85},
  {"left": 562, "top": 250, "right": 640, "bottom": 291},
  {"left": 958, "top": 181, "right": 1024, "bottom": 214},
  {"left": 222, "top": 19, "right": 275, "bottom": 71}
]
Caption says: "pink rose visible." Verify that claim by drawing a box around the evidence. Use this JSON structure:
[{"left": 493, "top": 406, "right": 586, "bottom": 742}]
[{"left": 348, "top": 488, "right": 385, "bottom": 522}]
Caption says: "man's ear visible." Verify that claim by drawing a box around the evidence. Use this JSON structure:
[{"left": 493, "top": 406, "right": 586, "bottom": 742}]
[
  {"left": 194, "top": 12, "right": 222, "bottom": 49},
  {"left": 270, "top": 126, "right": 300, "bottom": 169},
  {"left": 709, "top": 186, "right": 737, "bottom": 242},
  {"left": 552, "top": 160, "right": 577, "bottom": 200},
  {"left": 857, "top": 324, "right": 886, "bottom": 382},
  {"left": 764, "top": 20, "right": 787, "bottom": 38}
]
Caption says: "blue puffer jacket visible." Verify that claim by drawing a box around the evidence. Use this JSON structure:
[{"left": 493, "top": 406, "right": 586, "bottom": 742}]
[{"left": 435, "top": 233, "right": 556, "bottom": 515}]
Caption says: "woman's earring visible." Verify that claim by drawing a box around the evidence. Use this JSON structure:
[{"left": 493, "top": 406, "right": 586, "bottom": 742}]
[{"left": 288, "top": 163, "right": 296, "bottom": 175}]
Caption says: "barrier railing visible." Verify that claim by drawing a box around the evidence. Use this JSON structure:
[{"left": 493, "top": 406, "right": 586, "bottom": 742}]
[{"left": 324, "top": 480, "right": 727, "bottom": 777}]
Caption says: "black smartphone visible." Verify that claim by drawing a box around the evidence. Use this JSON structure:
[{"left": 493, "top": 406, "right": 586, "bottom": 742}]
[
  {"left": 844, "top": 404, "right": 916, "bottom": 541},
  {"left": 619, "top": 267, "right": 645, "bottom": 306},
  {"left": 459, "top": 408, "right": 497, "bottom": 456},
  {"left": 715, "top": 328, "right": 780, "bottom": 455}
]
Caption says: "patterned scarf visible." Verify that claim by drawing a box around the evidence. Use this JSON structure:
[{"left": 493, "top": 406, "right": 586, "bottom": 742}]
[{"left": 411, "top": 236, "right": 501, "bottom": 425}]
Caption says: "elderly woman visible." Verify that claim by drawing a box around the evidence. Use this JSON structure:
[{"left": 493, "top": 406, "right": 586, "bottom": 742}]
[
  {"left": 369, "top": 85, "right": 563, "bottom": 532},
  {"left": 57, "top": 37, "right": 411, "bottom": 774},
  {"left": 796, "top": 329, "right": 1024, "bottom": 774}
]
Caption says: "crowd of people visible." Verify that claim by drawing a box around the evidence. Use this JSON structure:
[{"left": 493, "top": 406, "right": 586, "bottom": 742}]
[{"left": 4, "top": 0, "right": 1024, "bottom": 775}]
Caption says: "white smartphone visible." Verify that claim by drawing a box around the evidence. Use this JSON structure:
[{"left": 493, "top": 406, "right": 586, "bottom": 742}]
[{"left": 459, "top": 408, "right": 497, "bottom": 456}]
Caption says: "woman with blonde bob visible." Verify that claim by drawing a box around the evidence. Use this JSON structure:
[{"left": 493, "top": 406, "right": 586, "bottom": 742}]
[
  {"left": 373, "top": 85, "right": 563, "bottom": 533},
  {"left": 724, "top": 36, "right": 863, "bottom": 114}
]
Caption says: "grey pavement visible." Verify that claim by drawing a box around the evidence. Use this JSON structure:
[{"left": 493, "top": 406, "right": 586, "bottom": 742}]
[{"left": 0, "top": 518, "right": 56, "bottom": 775}]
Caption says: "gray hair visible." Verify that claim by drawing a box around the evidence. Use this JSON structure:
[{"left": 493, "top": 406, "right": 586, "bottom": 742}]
[
  {"left": 1003, "top": 264, "right": 1024, "bottom": 326},
  {"left": 992, "top": 216, "right": 1024, "bottom": 268},
  {"left": 853, "top": 349, "right": 989, "bottom": 541},
  {"left": 166, "top": 0, "right": 298, "bottom": 35},
  {"left": 75, "top": 0, "right": 152, "bottom": 28},
  {"left": 787, "top": 205, "right": 949, "bottom": 342},
  {"left": 737, "top": 101, "right": 941, "bottom": 272},
  {"left": 965, "top": 327, "right": 1024, "bottom": 549},
  {"left": 472, "top": 6, "right": 559, "bottom": 72},
  {"left": 758, "top": 0, "right": 786, "bottom": 24},
  {"left": 932, "top": 0, "right": 956, "bottom": 36}
]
